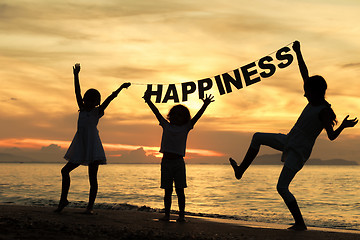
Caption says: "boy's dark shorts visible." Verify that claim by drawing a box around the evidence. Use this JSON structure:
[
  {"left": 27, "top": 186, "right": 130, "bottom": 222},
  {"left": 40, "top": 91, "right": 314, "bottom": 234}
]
[{"left": 161, "top": 157, "right": 187, "bottom": 189}]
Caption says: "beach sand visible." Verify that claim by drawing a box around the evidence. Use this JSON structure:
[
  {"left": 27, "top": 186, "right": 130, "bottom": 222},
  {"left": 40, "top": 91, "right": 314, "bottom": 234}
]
[{"left": 0, "top": 204, "right": 359, "bottom": 240}]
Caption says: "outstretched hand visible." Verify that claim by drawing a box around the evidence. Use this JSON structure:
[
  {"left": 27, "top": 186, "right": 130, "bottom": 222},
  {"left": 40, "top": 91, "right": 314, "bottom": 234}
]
[
  {"left": 202, "top": 94, "right": 215, "bottom": 105},
  {"left": 292, "top": 41, "right": 300, "bottom": 52},
  {"left": 341, "top": 115, "right": 358, "bottom": 128},
  {"left": 73, "top": 63, "right": 80, "bottom": 75},
  {"left": 121, "top": 82, "right": 131, "bottom": 89}
]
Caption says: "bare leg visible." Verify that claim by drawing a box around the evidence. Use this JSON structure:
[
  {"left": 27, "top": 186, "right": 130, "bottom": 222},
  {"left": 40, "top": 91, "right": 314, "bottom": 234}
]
[
  {"left": 230, "top": 133, "right": 286, "bottom": 180},
  {"left": 55, "top": 162, "right": 79, "bottom": 212},
  {"left": 277, "top": 166, "right": 306, "bottom": 231},
  {"left": 175, "top": 188, "right": 185, "bottom": 222},
  {"left": 286, "top": 200, "right": 307, "bottom": 231},
  {"left": 229, "top": 147, "right": 259, "bottom": 180},
  {"left": 160, "top": 188, "right": 173, "bottom": 221},
  {"left": 84, "top": 162, "right": 99, "bottom": 214}
]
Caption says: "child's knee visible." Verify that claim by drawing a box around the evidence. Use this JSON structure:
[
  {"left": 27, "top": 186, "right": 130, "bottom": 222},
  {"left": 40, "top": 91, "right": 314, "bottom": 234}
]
[
  {"left": 89, "top": 180, "right": 98, "bottom": 188},
  {"left": 61, "top": 167, "right": 69, "bottom": 176},
  {"left": 175, "top": 188, "right": 185, "bottom": 196},
  {"left": 250, "top": 132, "right": 262, "bottom": 150},
  {"left": 276, "top": 184, "right": 287, "bottom": 196},
  {"left": 88, "top": 175, "right": 98, "bottom": 187},
  {"left": 164, "top": 188, "right": 173, "bottom": 196},
  {"left": 276, "top": 184, "right": 295, "bottom": 202}
]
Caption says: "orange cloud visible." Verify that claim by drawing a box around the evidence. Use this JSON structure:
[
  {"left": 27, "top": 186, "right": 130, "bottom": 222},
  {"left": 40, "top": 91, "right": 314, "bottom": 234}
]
[
  {"left": 0, "top": 138, "right": 224, "bottom": 158},
  {"left": 0, "top": 138, "right": 70, "bottom": 149}
]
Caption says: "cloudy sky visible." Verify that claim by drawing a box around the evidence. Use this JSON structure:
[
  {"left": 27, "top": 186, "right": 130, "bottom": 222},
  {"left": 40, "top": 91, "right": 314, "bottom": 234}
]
[{"left": 1, "top": 0, "right": 360, "bottom": 163}]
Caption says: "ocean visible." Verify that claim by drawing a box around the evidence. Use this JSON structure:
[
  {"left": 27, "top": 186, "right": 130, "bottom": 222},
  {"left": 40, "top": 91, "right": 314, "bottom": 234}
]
[{"left": 0, "top": 163, "right": 359, "bottom": 231}]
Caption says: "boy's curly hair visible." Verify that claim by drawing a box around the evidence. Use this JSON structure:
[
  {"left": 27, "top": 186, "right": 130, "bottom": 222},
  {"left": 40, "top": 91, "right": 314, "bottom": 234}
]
[{"left": 167, "top": 104, "right": 191, "bottom": 125}]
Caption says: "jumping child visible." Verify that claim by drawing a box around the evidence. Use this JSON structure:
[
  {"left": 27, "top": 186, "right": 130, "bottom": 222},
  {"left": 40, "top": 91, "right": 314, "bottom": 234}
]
[
  {"left": 143, "top": 90, "right": 214, "bottom": 222},
  {"left": 229, "top": 41, "right": 357, "bottom": 230},
  {"left": 55, "top": 63, "right": 130, "bottom": 214}
]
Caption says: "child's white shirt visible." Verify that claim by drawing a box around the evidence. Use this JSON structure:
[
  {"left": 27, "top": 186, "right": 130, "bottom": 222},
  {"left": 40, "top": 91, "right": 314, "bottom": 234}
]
[{"left": 159, "top": 117, "right": 193, "bottom": 156}]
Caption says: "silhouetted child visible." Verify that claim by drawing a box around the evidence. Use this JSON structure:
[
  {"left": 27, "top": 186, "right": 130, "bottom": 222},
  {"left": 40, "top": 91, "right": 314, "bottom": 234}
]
[
  {"left": 229, "top": 41, "right": 358, "bottom": 230},
  {"left": 143, "top": 90, "right": 214, "bottom": 222},
  {"left": 55, "top": 63, "right": 130, "bottom": 214}
]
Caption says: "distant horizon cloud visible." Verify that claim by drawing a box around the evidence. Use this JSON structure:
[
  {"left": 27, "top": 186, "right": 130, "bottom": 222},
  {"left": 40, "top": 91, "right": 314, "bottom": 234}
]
[
  {"left": 0, "top": 138, "right": 225, "bottom": 159},
  {"left": 1, "top": 131, "right": 360, "bottom": 164},
  {"left": 341, "top": 62, "right": 360, "bottom": 69},
  {"left": 0, "top": 143, "right": 357, "bottom": 165},
  {"left": 0, "top": 143, "right": 221, "bottom": 164}
]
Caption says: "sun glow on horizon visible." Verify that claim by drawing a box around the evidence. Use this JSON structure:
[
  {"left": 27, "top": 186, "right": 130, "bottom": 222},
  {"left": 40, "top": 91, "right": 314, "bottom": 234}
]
[{"left": 0, "top": 138, "right": 225, "bottom": 158}]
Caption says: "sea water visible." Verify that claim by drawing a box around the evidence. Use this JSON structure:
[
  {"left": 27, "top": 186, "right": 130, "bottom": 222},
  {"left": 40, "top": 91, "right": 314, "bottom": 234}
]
[{"left": 0, "top": 163, "right": 359, "bottom": 230}]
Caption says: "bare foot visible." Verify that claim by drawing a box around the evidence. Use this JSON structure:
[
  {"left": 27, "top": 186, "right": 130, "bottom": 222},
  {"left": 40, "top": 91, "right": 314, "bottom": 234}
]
[
  {"left": 54, "top": 200, "right": 69, "bottom": 213},
  {"left": 229, "top": 158, "right": 243, "bottom": 180},
  {"left": 176, "top": 216, "right": 186, "bottom": 223},
  {"left": 288, "top": 224, "right": 307, "bottom": 231}
]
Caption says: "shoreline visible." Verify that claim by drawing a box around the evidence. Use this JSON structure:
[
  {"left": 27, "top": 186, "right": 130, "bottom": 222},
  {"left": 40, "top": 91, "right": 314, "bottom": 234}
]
[
  {"left": 3, "top": 200, "right": 360, "bottom": 232},
  {"left": 0, "top": 204, "right": 359, "bottom": 240}
]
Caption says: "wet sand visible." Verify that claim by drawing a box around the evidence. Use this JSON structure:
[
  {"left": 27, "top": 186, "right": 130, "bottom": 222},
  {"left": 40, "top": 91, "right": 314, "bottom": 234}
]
[{"left": 0, "top": 204, "right": 359, "bottom": 240}]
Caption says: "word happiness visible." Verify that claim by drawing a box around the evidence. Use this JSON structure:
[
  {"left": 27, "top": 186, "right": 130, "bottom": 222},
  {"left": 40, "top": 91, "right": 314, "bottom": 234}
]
[{"left": 146, "top": 46, "right": 294, "bottom": 103}]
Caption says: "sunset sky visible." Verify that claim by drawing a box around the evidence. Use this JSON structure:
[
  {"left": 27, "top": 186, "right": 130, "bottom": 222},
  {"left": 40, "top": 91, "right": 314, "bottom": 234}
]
[{"left": 1, "top": 0, "right": 360, "bottom": 164}]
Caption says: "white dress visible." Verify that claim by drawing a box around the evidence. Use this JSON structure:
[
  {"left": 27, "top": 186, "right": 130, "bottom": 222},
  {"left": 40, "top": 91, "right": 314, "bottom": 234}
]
[{"left": 64, "top": 107, "right": 106, "bottom": 165}]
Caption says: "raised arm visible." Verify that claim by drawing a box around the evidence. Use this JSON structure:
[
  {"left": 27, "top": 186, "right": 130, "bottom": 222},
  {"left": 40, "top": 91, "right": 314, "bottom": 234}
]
[
  {"left": 320, "top": 109, "right": 358, "bottom": 141},
  {"left": 73, "top": 64, "right": 84, "bottom": 110},
  {"left": 292, "top": 41, "right": 310, "bottom": 83},
  {"left": 190, "top": 94, "right": 214, "bottom": 126},
  {"left": 143, "top": 90, "right": 165, "bottom": 123},
  {"left": 99, "top": 82, "right": 131, "bottom": 112}
]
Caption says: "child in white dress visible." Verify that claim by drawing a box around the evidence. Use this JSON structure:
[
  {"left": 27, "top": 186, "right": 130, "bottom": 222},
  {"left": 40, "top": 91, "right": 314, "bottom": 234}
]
[
  {"left": 143, "top": 90, "right": 214, "bottom": 222},
  {"left": 55, "top": 63, "right": 130, "bottom": 214},
  {"left": 229, "top": 41, "right": 358, "bottom": 230}
]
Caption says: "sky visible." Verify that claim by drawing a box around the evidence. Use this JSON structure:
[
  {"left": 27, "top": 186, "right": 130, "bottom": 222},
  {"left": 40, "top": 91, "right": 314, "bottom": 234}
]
[{"left": 1, "top": 0, "right": 360, "bottom": 164}]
